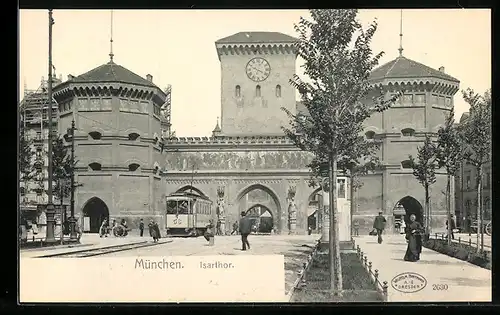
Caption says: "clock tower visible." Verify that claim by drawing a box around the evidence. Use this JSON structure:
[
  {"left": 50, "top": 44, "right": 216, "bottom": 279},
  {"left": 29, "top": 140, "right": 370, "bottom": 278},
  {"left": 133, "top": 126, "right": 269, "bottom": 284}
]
[{"left": 215, "top": 32, "right": 298, "bottom": 136}]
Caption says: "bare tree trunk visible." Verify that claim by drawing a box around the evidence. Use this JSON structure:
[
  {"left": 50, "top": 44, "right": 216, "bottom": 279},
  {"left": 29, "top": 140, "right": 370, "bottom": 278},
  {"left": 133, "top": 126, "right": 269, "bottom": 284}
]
[
  {"left": 424, "top": 186, "right": 430, "bottom": 235},
  {"left": 477, "top": 165, "right": 483, "bottom": 254},
  {"left": 446, "top": 174, "right": 452, "bottom": 245},
  {"left": 350, "top": 170, "right": 355, "bottom": 238},
  {"left": 329, "top": 154, "right": 343, "bottom": 293}
]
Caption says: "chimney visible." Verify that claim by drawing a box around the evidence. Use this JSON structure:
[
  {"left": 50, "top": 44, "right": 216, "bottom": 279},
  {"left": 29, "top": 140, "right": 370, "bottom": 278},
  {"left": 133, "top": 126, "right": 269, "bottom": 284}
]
[
  {"left": 146, "top": 74, "right": 153, "bottom": 82},
  {"left": 439, "top": 66, "right": 445, "bottom": 73},
  {"left": 68, "top": 74, "right": 74, "bottom": 81}
]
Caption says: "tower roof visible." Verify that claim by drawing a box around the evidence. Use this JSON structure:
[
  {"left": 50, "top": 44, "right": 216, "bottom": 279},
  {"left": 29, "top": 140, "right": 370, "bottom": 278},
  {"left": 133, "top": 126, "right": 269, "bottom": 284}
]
[
  {"left": 216, "top": 32, "right": 298, "bottom": 44},
  {"left": 70, "top": 61, "right": 157, "bottom": 88},
  {"left": 369, "top": 56, "right": 459, "bottom": 83}
]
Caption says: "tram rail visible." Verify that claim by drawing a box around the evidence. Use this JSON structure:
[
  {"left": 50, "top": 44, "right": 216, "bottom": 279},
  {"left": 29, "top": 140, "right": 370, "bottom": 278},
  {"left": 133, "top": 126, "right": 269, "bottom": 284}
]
[{"left": 37, "top": 240, "right": 172, "bottom": 258}]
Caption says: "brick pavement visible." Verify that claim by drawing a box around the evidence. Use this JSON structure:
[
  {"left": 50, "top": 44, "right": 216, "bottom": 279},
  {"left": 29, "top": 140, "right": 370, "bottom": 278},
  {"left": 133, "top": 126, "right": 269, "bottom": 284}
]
[{"left": 353, "top": 235, "right": 491, "bottom": 302}]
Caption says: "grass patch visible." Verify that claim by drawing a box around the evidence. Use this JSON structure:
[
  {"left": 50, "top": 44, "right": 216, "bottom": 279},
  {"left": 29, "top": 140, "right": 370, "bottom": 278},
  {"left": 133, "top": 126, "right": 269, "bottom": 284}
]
[
  {"left": 424, "top": 239, "right": 491, "bottom": 270},
  {"left": 292, "top": 253, "right": 384, "bottom": 302}
]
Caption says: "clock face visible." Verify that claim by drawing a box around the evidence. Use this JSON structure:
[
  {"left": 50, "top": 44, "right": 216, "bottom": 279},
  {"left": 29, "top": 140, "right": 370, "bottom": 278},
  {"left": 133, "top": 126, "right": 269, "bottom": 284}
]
[{"left": 245, "top": 57, "right": 271, "bottom": 82}]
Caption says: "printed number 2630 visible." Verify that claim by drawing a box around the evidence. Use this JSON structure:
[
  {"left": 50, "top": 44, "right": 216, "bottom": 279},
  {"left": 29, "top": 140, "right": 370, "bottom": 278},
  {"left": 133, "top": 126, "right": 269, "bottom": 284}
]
[
  {"left": 173, "top": 218, "right": 182, "bottom": 225},
  {"left": 432, "top": 284, "right": 448, "bottom": 290}
]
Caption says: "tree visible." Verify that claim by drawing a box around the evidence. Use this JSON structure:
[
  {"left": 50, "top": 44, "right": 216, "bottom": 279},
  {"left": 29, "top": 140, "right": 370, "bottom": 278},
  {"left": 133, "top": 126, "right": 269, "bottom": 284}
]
[
  {"left": 436, "top": 108, "right": 463, "bottom": 245},
  {"left": 459, "top": 88, "right": 491, "bottom": 253},
  {"left": 19, "top": 114, "right": 35, "bottom": 198},
  {"left": 52, "top": 135, "right": 72, "bottom": 210},
  {"left": 282, "top": 9, "right": 401, "bottom": 293},
  {"left": 409, "top": 135, "right": 437, "bottom": 236}
]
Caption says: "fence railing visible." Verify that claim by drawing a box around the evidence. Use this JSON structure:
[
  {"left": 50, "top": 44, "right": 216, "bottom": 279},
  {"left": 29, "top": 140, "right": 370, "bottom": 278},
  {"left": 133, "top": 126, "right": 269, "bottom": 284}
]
[
  {"left": 429, "top": 232, "right": 491, "bottom": 250},
  {"left": 287, "top": 238, "right": 321, "bottom": 301},
  {"left": 353, "top": 242, "right": 388, "bottom": 302}
]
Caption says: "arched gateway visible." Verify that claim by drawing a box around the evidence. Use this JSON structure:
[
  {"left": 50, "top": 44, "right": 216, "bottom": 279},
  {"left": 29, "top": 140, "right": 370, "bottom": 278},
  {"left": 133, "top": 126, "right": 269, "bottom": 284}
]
[
  {"left": 236, "top": 184, "right": 282, "bottom": 232},
  {"left": 393, "top": 196, "right": 424, "bottom": 225},
  {"left": 81, "top": 197, "right": 110, "bottom": 233}
]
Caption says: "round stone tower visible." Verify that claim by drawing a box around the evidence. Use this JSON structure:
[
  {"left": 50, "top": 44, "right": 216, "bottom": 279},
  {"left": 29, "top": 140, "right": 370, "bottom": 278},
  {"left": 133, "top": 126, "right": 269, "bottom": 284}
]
[
  {"left": 53, "top": 59, "right": 169, "bottom": 233},
  {"left": 353, "top": 54, "right": 461, "bottom": 234}
]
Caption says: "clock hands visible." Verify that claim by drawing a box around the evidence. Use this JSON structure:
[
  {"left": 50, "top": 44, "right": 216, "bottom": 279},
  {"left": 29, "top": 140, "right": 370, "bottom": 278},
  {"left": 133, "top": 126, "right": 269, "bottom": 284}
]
[{"left": 251, "top": 66, "right": 264, "bottom": 74}]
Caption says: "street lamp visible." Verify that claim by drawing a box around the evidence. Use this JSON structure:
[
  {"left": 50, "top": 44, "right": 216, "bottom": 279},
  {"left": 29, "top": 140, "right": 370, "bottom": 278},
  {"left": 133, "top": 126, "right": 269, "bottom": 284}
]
[
  {"left": 64, "top": 119, "right": 78, "bottom": 241},
  {"left": 45, "top": 9, "right": 56, "bottom": 243}
]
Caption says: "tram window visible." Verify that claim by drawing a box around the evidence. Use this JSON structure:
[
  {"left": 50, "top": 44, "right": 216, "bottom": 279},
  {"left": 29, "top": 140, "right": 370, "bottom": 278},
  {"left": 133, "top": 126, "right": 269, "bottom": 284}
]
[
  {"left": 166, "top": 200, "right": 178, "bottom": 214},
  {"left": 338, "top": 179, "right": 346, "bottom": 198},
  {"left": 178, "top": 201, "right": 189, "bottom": 214}
]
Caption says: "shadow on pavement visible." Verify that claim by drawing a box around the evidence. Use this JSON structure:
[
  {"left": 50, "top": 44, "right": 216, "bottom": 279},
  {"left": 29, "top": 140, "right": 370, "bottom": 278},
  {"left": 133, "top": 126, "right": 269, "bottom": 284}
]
[{"left": 441, "top": 277, "right": 490, "bottom": 287}]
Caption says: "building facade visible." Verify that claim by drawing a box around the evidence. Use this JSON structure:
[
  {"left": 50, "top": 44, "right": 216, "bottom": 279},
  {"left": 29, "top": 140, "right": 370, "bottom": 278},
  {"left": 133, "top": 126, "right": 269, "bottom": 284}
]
[
  {"left": 454, "top": 113, "right": 492, "bottom": 231},
  {"left": 20, "top": 31, "right": 459, "bottom": 235}
]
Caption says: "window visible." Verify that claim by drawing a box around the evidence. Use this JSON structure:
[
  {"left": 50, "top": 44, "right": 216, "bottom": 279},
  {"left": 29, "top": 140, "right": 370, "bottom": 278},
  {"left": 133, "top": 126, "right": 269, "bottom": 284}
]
[
  {"left": 128, "top": 133, "right": 140, "bottom": 141},
  {"left": 365, "top": 131, "right": 375, "bottom": 140},
  {"left": 154, "top": 104, "right": 161, "bottom": 116},
  {"left": 89, "top": 162, "right": 102, "bottom": 171},
  {"left": 465, "top": 171, "right": 471, "bottom": 190},
  {"left": 401, "top": 128, "right": 415, "bottom": 137},
  {"left": 338, "top": 179, "right": 346, "bottom": 198},
  {"left": 276, "top": 85, "right": 281, "bottom": 98},
  {"left": 401, "top": 160, "right": 413, "bottom": 169},
  {"left": 89, "top": 131, "right": 102, "bottom": 140},
  {"left": 255, "top": 85, "right": 261, "bottom": 97},
  {"left": 484, "top": 197, "right": 490, "bottom": 210},
  {"left": 128, "top": 163, "right": 140, "bottom": 171},
  {"left": 484, "top": 172, "right": 490, "bottom": 189},
  {"left": 235, "top": 85, "right": 241, "bottom": 98}
]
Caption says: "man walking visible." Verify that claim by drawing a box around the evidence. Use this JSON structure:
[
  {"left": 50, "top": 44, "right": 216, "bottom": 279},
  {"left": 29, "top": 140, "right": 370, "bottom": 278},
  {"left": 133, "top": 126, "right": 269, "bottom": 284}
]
[
  {"left": 373, "top": 211, "right": 387, "bottom": 244},
  {"left": 446, "top": 214, "right": 456, "bottom": 240},
  {"left": 239, "top": 211, "right": 251, "bottom": 251},
  {"left": 139, "top": 218, "right": 144, "bottom": 237}
]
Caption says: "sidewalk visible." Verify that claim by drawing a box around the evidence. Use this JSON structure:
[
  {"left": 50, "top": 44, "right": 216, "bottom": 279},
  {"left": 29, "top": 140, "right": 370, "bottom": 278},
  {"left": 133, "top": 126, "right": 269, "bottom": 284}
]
[
  {"left": 353, "top": 235, "right": 491, "bottom": 302},
  {"left": 20, "top": 233, "right": 164, "bottom": 258}
]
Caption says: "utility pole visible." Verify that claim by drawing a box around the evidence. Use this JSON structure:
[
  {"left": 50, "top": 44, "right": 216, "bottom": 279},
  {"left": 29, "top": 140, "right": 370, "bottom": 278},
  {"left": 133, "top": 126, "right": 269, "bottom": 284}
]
[
  {"left": 68, "top": 119, "right": 78, "bottom": 241},
  {"left": 45, "top": 9, "right": 56, "bottom": 243}
]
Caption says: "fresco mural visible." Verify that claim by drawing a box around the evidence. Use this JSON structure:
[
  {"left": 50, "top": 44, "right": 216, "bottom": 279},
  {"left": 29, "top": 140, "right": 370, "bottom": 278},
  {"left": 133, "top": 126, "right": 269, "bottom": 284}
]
[{"left": 165, "top": 151, "right": 314, "bottom": 171}]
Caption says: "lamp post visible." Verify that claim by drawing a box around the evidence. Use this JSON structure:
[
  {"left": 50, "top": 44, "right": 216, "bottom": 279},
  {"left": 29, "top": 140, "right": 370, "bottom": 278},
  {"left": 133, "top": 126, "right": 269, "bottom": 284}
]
[
  {"left": 45, "top": 9, "right": 56, "bottom": 243},
  {"left": 65, "top": 119, "right": 78, "bottom": 241}
]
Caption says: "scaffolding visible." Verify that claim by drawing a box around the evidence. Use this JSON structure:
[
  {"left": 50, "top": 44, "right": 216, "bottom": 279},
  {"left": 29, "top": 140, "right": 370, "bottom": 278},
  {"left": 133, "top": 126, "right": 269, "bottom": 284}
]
[
  {"left": 19, "top": 76, "right": 62, "bottom": 206},
  {"left": 161, "top": 84, "right": 174, "bottom": 138}
]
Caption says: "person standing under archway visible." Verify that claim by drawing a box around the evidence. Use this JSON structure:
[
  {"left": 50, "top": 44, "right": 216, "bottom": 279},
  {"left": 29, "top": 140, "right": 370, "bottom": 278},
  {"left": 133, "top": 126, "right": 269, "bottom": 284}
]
[{"left": 239, "top": 211, "right": 252, "bottom": 251}]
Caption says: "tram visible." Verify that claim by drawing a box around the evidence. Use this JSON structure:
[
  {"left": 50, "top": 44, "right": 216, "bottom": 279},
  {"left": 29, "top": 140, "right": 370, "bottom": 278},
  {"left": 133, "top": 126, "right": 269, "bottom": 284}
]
[{"left": 165, "top": 191, "right": 213, "bottom": 236}]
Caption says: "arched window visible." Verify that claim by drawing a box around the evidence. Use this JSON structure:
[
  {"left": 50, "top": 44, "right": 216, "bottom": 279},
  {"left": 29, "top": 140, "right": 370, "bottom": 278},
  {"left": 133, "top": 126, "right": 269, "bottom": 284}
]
[
  {"left": 235, "top": 85, "right": 241, "bottom": 98},
  {"left": 128, "top": 133, "right": 140, "bottom": 141},
  {"left": 365, "top": 131, "right": 375, "bottom": 140},
  {"left": 255, "top": 85, "right": 261, "bottom": 97},
  {"left": 401, "top": 128, "right": 415, "bottom": 137},
  {"left": 276, "top": 85, "right": 281, "bottom": 97},
  {"left": 401, "top": 160, "right": 413, "bottom": 169},
  {"left": 88, "top": 131, "right": 102, "bottom": 140},
  {"left": 89, "top": 162, "right": 102, "bottom": 171},
  {"left": 128, "top": 163, "right": 140, "bottom": 171}
]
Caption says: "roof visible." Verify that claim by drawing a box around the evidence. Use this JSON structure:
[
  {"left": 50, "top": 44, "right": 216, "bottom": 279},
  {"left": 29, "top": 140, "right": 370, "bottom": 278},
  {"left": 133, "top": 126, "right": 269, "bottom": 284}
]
[
  {"left": 369, "top": 56, "right": 459, "bottom": 83},
  {"left": 216, "top": 32, "right": 298, "bottom": 44},
  {"left": 459, "top": 112, "right": 470, "bottom": 123},
  {"left": 70, "top": 61, "right": 157, "bottom": 88}
]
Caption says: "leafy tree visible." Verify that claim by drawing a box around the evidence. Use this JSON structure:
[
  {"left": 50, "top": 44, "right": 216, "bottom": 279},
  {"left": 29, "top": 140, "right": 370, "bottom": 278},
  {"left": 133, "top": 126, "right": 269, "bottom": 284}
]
[
  {"left": 459, "top": 88, "right": 491, "bottom": 253},
  {"left": 52, "top": 135, "right": 72, "bottom": 209},
  {"left": 436, "top": 108, "right": 463, "bottom": 245},
  {"left": 409, "top": 135, "right": 437, "bottom": 235},
  {"left": 282, "top": 9, "right": 400, "bottom": 293},
  {"left": 19, "top": 114, "right": 35, "bottom": 198}
]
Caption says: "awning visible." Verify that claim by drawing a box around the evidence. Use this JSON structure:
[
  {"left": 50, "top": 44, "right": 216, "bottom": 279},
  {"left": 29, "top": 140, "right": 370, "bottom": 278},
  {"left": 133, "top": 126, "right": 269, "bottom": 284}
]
[
  {"left": 260, "top": 210, "right": 272, "bottom": 218},
  {"left": 307, "top": 206, "right": 317, "bottom": 217}
]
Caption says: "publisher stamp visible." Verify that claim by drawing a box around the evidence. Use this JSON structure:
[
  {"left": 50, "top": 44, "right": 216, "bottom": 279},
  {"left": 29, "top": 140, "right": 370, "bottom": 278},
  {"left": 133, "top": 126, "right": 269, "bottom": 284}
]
[{"left": 391, "top": 272, "right": 428, "bottom": 293}]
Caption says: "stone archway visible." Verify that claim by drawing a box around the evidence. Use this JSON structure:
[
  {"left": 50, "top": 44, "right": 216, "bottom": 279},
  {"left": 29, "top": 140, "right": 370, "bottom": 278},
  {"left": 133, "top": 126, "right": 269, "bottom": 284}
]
[
  {"left": 307, "top": 188, "right": 323, "bottom": 233},
  {"left": 81, "top": 197, "right": 110, "bottom": 233},
  {"left": 245, "top": 204, "right": 274, "bottom": 233},
  {"left": 236, "top": 184, "right": 282, "bottom": 232},
  {"left": 394, "top": 196, "right": 424, "bottom": 225}
]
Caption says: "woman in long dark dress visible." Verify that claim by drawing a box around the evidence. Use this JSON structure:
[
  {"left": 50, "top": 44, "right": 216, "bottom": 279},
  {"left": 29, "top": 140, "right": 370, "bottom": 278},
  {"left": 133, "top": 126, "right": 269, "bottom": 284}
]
[
  {"left": 148, "top": 220, "right": 160, "bottom": 242},
  {"left": 404, "top": 214, "right": 425, "bottom": 262}
]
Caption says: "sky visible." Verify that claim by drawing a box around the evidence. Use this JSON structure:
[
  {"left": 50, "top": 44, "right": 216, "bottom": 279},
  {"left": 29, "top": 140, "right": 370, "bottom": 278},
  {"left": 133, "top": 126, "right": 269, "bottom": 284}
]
[{"left": 19, "top": 9, "right": 491, "bottom": 137}]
